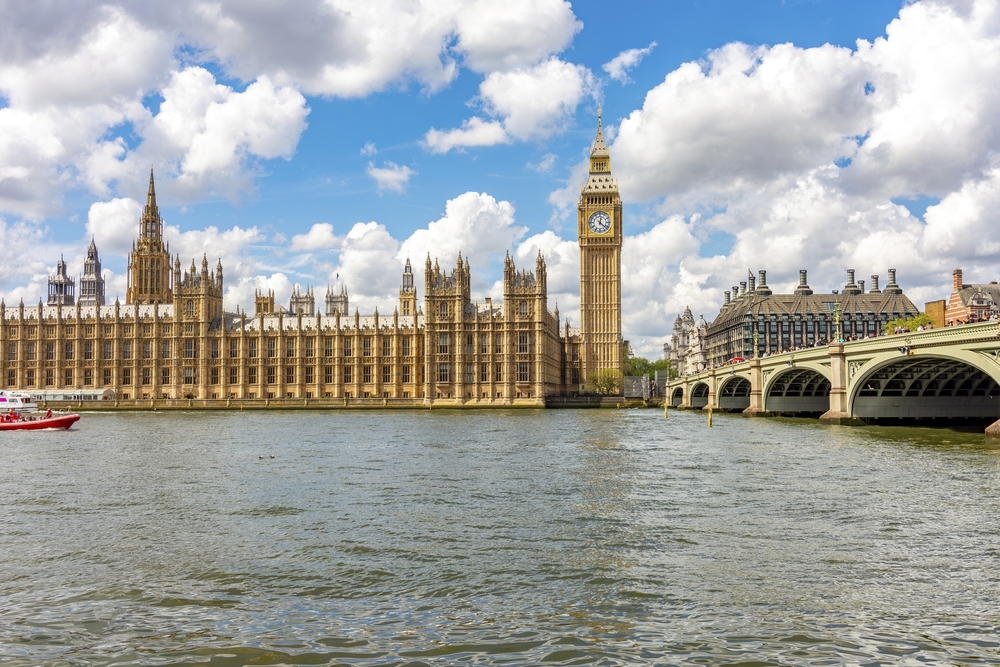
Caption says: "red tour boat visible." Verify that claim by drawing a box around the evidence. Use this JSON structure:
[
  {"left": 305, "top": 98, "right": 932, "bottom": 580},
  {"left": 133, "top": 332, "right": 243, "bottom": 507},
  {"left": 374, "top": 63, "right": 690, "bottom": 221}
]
[{"left": 0, "top": 410, "right": 80, "bottom": 431}]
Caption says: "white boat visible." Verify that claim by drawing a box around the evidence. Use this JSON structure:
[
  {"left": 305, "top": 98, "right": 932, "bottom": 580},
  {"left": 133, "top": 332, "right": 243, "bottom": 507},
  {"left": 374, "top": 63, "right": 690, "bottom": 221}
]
[{"left": 0, "top": 391, "right": 39, "bottom": 413}]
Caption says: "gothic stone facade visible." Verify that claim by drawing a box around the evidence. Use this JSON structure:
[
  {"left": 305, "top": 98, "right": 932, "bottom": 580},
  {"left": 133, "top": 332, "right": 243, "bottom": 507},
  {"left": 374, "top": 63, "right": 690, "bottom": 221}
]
[
  {"left": 0, "top": 254, "right": 573, "bottom": 405},
  {"left": 1, "top": 128, "right": 622, "bottom": 403}
]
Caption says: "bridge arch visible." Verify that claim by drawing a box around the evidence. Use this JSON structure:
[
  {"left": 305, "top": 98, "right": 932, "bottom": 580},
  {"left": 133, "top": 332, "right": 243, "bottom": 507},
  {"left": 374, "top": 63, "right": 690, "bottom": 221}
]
[
  {"left": 670, "top": 386, "right": 684, "bottom": 407},
  {"left": 849, "top": 354, "right": 1000, "bottom": 420},
  {"left": 718, "top": 375, "right": 752, "bottom": 411},
  {"left": 764, "top": 366, "right": 832, "bottom": 415},
  {"left": 690, "top": 382, "right": 709, "bottom": 408}
]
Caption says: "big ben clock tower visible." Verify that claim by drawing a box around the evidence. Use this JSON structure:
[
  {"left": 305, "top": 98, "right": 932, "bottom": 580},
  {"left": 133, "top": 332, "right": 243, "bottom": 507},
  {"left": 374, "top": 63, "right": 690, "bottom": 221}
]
[{"left": 578, "top": 110, "right": 623, "bottom": 387}]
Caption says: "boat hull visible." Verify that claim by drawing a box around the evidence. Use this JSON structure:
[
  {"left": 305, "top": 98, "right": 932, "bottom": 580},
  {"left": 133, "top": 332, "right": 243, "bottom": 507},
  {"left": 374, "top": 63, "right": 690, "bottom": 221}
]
[{"left": 0, "top": 413, "right": 80, "bottom": 431}]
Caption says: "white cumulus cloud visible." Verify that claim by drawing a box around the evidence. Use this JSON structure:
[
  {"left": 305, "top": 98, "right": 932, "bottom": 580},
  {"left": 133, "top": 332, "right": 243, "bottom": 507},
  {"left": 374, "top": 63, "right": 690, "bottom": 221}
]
[
  {"left": 423, "top": 58, "right": 597, "bottom": 152},
  {"left": 290, "top": 223, "right": 341, "bottom": 252},
  {"left": 366, "top": 161, "right": 416, "bottom": 193},
  {"left": 424, "top": 118, "right": 509, "bottom": 154},
  {"left": 602, "top": 42, "right": 657, "bottom": 83},
  {"left": 0, "top": 0, "right": 582, "bottom": 218}
]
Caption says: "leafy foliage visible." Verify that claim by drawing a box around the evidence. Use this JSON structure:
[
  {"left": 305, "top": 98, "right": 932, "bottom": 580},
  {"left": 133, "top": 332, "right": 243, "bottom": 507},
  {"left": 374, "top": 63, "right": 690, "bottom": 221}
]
[
  {"left": 624, "top": 355, "right": 677, "bottom": 380},
  {"left": 883, "top": 312, "right": 933, "bottom": 334},
  {"left": 586, "top": 368, "right": 623, "bottom": 395}
]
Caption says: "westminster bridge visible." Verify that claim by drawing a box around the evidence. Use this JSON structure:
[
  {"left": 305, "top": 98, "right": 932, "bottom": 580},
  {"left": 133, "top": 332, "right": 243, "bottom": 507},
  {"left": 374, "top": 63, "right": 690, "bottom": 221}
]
[{"left": 666, "top": 320, "right": 1000, "bottom": 430}]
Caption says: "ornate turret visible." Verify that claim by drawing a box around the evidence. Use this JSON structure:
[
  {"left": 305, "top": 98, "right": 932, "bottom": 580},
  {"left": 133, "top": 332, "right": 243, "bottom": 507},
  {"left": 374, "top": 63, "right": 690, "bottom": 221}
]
[
  {"left": 126, "top": 168, "right": 173, "bottom": 304},
  {"left": 47, "top": 255, "right": 75, "bottom": 306},
  {"left": 289, "top": 285, "right": 315, "bottom": 315},
  {"left": 255, "top": 289, "right": 275, "bottom": 316},
  {"left": 78, "top": 237, "right": 105, "bottom": 307},
  {"left": 325, "top": 284, "right": 349, "bottom": 316},
  {"left": 175, "top": 252, "right": 224, "bottom": 321},
  {"left": 399, "top": 258, "right": 417, "bottom": 316}
]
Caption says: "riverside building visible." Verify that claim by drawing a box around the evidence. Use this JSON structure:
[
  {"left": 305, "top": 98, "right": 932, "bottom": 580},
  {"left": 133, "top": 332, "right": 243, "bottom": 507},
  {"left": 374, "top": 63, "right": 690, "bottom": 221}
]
[
  {"left": 674, "top": 269, "right": 918, "bottom": 371},
  {"left": 0, "top": 117, "right": 623, "bottom": 404}
]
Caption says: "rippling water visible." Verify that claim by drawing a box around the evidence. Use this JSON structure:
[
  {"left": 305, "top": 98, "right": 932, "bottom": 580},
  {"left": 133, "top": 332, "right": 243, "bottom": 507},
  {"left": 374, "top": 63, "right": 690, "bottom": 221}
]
[{"left": 2, "top": 409, "right": 1000, "bottom": 665}]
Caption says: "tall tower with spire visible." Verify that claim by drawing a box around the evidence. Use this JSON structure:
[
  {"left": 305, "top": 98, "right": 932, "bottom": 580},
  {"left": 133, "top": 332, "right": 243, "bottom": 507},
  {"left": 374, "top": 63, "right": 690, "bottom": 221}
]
[
  {"left": 577, "top": 109, "right": 624, "bottom": 387},
  {"left": 126, "top": 169, "right": 173, "bottom": 304},
  {"left": 399, "top": 258, "right": 417, "bottom": 316},
  {"left": 78, "top": 238, "right": 106, "bottom": 307}
]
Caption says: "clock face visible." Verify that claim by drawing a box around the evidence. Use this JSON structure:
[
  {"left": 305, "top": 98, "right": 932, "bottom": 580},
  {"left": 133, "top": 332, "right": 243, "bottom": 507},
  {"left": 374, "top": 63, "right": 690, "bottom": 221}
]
[{"left": 588, "top": 211, "right": 612, "bottom": 234}]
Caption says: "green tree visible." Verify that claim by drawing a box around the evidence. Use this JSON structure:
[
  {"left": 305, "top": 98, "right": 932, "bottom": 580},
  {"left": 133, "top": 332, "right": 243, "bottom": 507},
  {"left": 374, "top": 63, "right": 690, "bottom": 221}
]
[
  {"left": 624, "top": 355, "right": 677, "bottom": 381},
  {"left": 586, "top": 368, "right": 622, "bottom": 395},
  {"left": 883, "top": 312, "right": 933, "bottom": 334}
]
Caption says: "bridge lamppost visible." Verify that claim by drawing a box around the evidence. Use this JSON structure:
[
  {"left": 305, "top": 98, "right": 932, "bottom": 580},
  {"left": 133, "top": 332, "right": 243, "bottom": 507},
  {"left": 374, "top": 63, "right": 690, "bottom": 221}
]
[
  {"left": 753, "top": 329, "right": 759, "bottom": 359},
  {"left": 833, "top": 304, "right": 844, "bottom": 343}
]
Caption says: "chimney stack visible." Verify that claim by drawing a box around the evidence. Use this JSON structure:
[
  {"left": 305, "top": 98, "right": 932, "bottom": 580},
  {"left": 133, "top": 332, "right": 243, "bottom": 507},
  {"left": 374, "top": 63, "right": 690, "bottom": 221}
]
[
  {"left": 740, "top": 281, "right": 747, "bottom": 298},
  {"left": 870, "top": 274, "right": 881, "bottom": 293},
  {"left": 844, "top": 269, "right": 862, "bottom": 295},
  {"left": 794, "top": 269, "right": 813, "bottom": 296},
  {"left": 859, "top": 279, "right": 865, "bottom": 293},
  {"left": 756, "top": 270, "right": 772, "bottom": 296},
  {"left": 885, "top": 268, "right": 902, "bottom": 294},
  {"left": 733, "top": 285, "right": 740, "bottom": 299},
  {"left": 748, "top": 274, "right": 756, "bottom": 292},
  {"left": 953, "top": 269, "right": 964, "bottom": 291},
  {"left": 724, "top": 290, "right": 731, "bottom": 305}
]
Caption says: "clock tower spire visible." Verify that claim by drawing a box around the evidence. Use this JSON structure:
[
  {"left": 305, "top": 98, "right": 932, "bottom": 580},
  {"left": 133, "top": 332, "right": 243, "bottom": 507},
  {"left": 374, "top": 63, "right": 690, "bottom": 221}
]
[{"left": 577, "top": 109, "right": 623, "bottom": 390}]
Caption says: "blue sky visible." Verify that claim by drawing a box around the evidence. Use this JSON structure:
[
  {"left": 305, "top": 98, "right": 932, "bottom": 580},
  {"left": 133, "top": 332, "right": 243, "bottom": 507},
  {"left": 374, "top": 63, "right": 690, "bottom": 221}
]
[{"left": 2, "top": 0, "right": 999, "bottom": 356}]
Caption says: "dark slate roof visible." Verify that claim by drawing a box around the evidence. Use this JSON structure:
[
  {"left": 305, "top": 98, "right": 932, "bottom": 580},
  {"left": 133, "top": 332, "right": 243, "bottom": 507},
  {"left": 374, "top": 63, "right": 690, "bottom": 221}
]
[{"left": 707, "top": 290, "right": 918, "bottom": 336}]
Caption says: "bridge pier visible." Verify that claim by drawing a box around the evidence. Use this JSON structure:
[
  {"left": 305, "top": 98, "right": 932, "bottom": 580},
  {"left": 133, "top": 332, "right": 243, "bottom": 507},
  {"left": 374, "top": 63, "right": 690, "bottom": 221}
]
[
  {"left": 742, "top": 359, "right": 772, "bottom": 417},
  {"left": 701, "top": 369, "right": 718, "bottom": 411},
  {"left": 986, "top": 420, "right": 1000, "bottom": 439},
  {"left": 679, "top": 376, "right": 691, "bottom": 408},
  {"left": 819, "top": 343, "right": 862, "bottom": 425}
]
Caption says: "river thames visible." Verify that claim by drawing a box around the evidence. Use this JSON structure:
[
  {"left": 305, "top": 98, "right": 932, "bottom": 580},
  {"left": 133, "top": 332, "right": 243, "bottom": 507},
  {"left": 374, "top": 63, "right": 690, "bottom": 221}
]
[{"left": 2, "top": 409, "right": 999, "bottom": 665}]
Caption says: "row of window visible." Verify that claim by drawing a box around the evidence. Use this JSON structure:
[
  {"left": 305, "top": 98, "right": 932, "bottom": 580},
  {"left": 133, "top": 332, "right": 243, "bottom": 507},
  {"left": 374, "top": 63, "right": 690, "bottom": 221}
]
[
  {"left": 1, "top": 324, "right": 182, "bottom": 338},
  {"left": 3, "top": 336, "right": 414, "bottom": 361},
  {"left": 434, "top": 333, "right": 532, "bottom": 354},
  {"left": 435, "top": 362, "right": 530, "bottom": 383},
  {"left": 5, "top": 340, "right": 196, "bottom": 361},
  {"left": 434, "top": 301, "right": 533, "bottom": 317},
  {"left": 4, "top": 333, "right": 538, "bottom": 362},
  {"left": 7, "top": 361, "right": 537, "bottom": 388}
]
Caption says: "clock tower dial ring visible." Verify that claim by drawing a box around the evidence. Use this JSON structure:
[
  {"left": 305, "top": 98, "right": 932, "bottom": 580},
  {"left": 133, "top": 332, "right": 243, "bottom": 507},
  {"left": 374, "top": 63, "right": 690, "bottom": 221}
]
[{"left": 588, "top": 211, "right": 612, "bottom": 234}]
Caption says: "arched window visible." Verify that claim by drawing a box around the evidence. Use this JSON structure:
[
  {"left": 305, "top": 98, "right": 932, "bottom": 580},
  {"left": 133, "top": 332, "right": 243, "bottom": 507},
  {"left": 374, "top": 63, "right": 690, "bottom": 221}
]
[
  {"left": 519, "top": 301, "right": 528, "bottom": 317},
  {"left": 186, "top": 300, "right": 194, "bottom": 317},
  {"left": 439, "top": 302, "right": 449, "bottom": 317}
]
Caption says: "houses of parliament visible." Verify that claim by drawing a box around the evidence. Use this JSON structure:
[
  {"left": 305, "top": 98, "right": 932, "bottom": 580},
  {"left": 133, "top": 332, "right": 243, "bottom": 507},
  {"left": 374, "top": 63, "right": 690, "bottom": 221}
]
[{"left": 0, "top": 116, "right": 625, "bottom": 405}]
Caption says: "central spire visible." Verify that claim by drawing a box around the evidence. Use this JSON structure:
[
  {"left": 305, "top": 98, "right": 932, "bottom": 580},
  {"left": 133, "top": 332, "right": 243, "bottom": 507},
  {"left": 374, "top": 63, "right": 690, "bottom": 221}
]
[
  {"left": 146, "top": 167, "right": 156, "bottom": 209},
  {"left": 140, "top": 168, "right": 163, "bottom": 242},
  {"left": 589, "top": 108, "right": 610, "bottom": 173}
]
